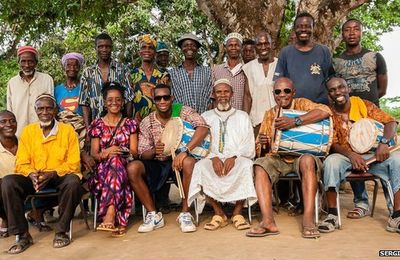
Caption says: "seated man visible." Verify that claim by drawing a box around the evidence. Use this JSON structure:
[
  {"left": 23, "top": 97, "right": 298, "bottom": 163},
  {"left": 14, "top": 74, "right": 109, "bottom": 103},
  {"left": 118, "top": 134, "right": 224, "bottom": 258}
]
[
  {"left": 1, "top": 94, "right": 82, "bottom": 254},
  {"left": 246, "top": 77, "right": 331, "bottom": 238},
  {"left": 318, "top": 76, "right": 400, "bottom": 233},
  {"left": 188, "top": 79, "right": 257, "bottom": 231},
  {"left": 127, "top": 84, "right": 209, "bottom": 233}
]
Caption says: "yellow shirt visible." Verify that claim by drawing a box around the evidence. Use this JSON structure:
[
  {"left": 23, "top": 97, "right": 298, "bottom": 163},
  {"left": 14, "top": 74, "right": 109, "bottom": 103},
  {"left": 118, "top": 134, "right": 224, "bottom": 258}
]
[
  {"left": 15, "top": 121, "right": 81, "bottom": 179},
  {"left": 0, "top": 142, "right": 16, "bottom": 178}
]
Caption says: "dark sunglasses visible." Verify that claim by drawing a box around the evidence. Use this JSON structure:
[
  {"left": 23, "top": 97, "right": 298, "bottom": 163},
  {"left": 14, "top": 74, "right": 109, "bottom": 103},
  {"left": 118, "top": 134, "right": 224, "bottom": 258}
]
[
  {"left": 274, "top": 88, "right": 292, "bottom": 95},
  {"left": 154, "top": 95, "right": 172, "bottom": 102}
]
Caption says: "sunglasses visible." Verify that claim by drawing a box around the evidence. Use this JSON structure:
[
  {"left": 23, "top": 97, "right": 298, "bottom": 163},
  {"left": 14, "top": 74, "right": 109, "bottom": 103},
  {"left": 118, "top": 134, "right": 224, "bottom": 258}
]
[
  {"left": 274, "top": 88, "right": 293, "bottom": 95},
  {"left": 154, "top": 95, "right": 172, "bottom": 102}
]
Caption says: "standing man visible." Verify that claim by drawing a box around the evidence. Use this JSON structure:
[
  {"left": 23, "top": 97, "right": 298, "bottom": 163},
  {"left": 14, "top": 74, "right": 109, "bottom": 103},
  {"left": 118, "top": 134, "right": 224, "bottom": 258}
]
[
  {"left": 274, "top": 12, "right": 334, "bottom": 105},
  {"left": 7, "top": 46, "right": 54, "bottom": 136},
  {"left": 242, "top": 31, "right": 278, "bottom": 134},
  {"left": 169, "top": 33, "right": 213, "bottom": 114},
  {"left": 156, "top": 41, "right": 170, "bottom": 73},
  {"left": 213, "top": 33, "right": 250, "bottom": 112},
  {"left": 242, "top": 39, "right": 257, "bottom": 64},
  {"left": 79, "top": 32, "right": 133, "bottom": 126}
]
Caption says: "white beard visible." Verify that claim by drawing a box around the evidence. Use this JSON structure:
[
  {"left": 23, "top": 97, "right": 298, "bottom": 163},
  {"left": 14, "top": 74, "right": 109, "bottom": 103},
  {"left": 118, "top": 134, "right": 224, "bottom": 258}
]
[
  {"left": 40, "top": 120, "right": 53, "bottom": 128},
  {"left": 22, "top": 70, "right": 34, "bottom": 76},
  {"left": 216, "top": 102, "right": 231, "bottom": 111}
]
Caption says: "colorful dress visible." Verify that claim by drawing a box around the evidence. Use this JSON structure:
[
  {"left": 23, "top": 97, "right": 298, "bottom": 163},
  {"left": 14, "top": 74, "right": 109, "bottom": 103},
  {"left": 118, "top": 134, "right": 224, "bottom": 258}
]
[
  {"left": 88, "top": 118, "right": 138, "bottom": 227},
  {"left": 131, "top": 67, "right": 170, "bottom": 122}
]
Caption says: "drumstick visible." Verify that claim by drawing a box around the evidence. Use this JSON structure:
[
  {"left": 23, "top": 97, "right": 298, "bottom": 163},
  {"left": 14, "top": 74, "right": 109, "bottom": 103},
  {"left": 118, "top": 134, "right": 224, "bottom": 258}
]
[
  {"left": 171, "top": 149, "right": 186, "bottom": 199},
  {"left": 365, "top": 145, "right": 400, "bottom": 165}
]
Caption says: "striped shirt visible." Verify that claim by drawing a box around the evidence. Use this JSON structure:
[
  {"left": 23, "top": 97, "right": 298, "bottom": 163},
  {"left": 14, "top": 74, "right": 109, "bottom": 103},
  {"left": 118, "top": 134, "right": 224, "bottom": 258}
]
[
  {"left": 212, "top": 62, "right": 246, "bottom": 110},
  {"left": 79, "top": 60, "right": 134, "bottom": 121},
  {"left": 169, "top": 64, "right": 213, "bottom": 114}
]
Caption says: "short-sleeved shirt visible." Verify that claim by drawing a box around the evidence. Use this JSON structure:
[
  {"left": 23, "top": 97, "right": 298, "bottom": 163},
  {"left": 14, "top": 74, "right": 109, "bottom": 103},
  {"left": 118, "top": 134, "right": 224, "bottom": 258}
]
[
  {"left": 212, "top": 62, "right": 246, "bottom": 110},
  {"left": 274, "top": 44, "right": 334, "bottom": 105},
  {"left": 169, "top": 64, "right": 213, "bottom": 114},
  {"left": 331, "top": 99, "right": 395, "bottom": 152},
  {"left": 54, "top": 83, "right": 83, "bottom": 116},
  {"left": 0, "top": 142, "right": 16, "bottom": 178},
  {"left": 79, "top": 60, "right": 134, "bottom": 121},
  {"left": 131, "top": 67, "right": 171, "bottom": 122},
  {"left": 138, "top": 105, "right": 208, "bottom": 157},
  {"left": 333, "top": 48, "right": 387, "bottom": 106},
  {"left": 257, "top": 98, "right": 332, "bottom": 162}
]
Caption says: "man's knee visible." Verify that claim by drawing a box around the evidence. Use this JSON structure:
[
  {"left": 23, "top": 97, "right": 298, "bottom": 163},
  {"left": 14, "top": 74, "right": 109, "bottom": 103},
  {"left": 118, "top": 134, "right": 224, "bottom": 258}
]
[
  {"left": 2, "top": 175, "right": 21, "bottom": 192},
  {"left": 299, "top": 155, "right": 315, "bottom": 170},
  {"left": 182, "top": 156, "right": 195, "bottom": 174},
  {"left": 62, "top": 174, "right": 81, "bottom": 190}
]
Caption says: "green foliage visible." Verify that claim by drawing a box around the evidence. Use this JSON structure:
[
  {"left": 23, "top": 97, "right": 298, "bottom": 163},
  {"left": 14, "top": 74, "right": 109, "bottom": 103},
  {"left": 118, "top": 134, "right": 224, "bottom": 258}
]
[
  {"left": 0, "top": 59, "right": 18, "bottom": 110},
  {"left": 380, "top": 96, "right": 400, "bottom": 134}
]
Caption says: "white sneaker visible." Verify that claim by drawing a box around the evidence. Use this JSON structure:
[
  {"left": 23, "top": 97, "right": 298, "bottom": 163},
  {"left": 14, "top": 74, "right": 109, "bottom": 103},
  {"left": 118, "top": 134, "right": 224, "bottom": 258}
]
[
  {"left": 177, "top": 212, "right": 197, "bottom": 233},
  {"left": 138, "top": 211, "right": 164, "bottom": 233}
]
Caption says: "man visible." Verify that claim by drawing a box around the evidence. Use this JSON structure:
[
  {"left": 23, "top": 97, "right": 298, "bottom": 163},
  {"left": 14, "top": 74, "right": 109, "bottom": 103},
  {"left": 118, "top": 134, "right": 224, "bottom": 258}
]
[
  {"left": 169, "top": 33, "right": 213, "bottom": 114},
  {"left": 212, "top": 33, "right": 251, "bottom": 112},
  {"left": 188, "top": 79, "right": 257, "bottom": 231},
  {"left": 318, "top": 76, "right": 400, "bottom": 234},
  {"left": 132, "top": 34, "right": 170, "bottom": 122},
  {"left": 333, "top": 19, "right": 389, "bottom": 219},
  {"left": 246, "top": 77, "right": 331, "bottom": 238},
  {"left": 2, "top": 94, "right": 82, "bottom": 253},
  {"left": 127, "top": 84, "right": 209, "bottom": 233},
  {"left": 156, "top": 41, "right": 170, "bottom": 73},
  {"left": 7, "top": 46, "right": 54, "bottom": 136},
  {"left": 242, "top": 39, "right": 256, "bottom": 64},
  {"left": 242, "top": 31, "right": 278, "bottom": 134},
  {"left": 274, "top": 12, "right": 334, "bottom": 105},
  {"left": 79, "top": 32, "right": 133, "bottom": 126},
  {"left": 0, "top": 111, "right": 18, "bottom": 238}
]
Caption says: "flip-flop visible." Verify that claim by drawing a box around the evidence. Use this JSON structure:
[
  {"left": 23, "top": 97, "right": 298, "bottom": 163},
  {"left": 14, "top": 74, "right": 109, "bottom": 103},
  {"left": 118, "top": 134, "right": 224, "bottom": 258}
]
[
  {"left": 246, "top": 226, "right": 280, "bottom": 237},
  {"left": 302, "top": 226, "right": 321, "bottom": 239},
  {"left": 347, "top": 207, "right": 369, "bottom": 219}
]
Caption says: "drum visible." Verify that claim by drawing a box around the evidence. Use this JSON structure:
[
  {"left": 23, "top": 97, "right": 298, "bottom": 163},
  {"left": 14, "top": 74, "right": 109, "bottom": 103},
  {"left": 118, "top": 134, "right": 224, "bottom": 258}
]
[
  {"left": 271, "top": 109, "right": 333, "bottom": 157},
  {"left": 349, "top": 118, "right": 396, "bottom": 154},
  {"left": 161, "top": 117, "right": 211, "bottom": 159}
]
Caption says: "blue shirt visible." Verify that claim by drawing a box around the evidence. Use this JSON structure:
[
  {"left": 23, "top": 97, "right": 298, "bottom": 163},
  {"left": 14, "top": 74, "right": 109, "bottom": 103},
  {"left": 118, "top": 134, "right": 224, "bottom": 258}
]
[{"left": 54, "top": 83, "right": 83, "bottom": 116}]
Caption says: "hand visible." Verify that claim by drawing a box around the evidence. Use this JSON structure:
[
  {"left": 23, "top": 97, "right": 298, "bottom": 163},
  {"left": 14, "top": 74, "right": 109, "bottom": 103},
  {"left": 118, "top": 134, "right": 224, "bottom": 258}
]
[
  {"left": 211, "top": 157, "right": 224, "bottom": 177},
  {"left": 349, "top": 152, "right": 368, "bottom": 172},
  {"left": 172, "top": 151, "right": 188, "bottom": 171},
  {"left": 274, "top": 116, "right": 295, "bottom": 130},
  {"left": 29, "top": 172, "right": 39, "bottom": 191},
  {"left": 375, "top": 143, "right": 390, "bottom": 162},
  {"left": 155, "top": 141, "right": 165, "bottom": 156},
  {"left": 81, "top": 151, "right": 96, "bottom": 172},
  {"left": 223, "top": 156, "right": 236, "bottom": 176},
  {"left": 101, "top": 145, "right": 121, "bottom": 159},
  {"left": 36, "top": 171, "right": 56, "bottom": 191}
]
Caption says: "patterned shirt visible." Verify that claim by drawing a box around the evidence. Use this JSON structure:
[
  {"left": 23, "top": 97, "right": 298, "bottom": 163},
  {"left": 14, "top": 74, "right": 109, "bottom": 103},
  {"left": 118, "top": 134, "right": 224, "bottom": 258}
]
[
  {"left": 257, "top": 98, "right": 332, "bottom": 160},
  {"left": 131, "top": 66, "right": 170, "bottom": 122},
  {"left": 212, "top": 62, "right": 246, "bottom": 110},
  {"left": 79, "top": 60, "right": 134, "bottom": 121},
  {"left": 169, "top": 64, "right": 213, "bottom": 114},
  {"left": 331, "top": 99, "right": 395, "bottom": 152},
  {"left": 138, "top": 105, "right": 208, "bottom": 157}
]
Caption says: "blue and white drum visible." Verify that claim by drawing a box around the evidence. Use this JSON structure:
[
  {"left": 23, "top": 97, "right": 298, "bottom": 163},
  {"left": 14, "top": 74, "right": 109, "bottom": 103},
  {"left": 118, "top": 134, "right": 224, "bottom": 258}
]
[
  {"left": 349, "top": 118, "right": 396, "bottom": 154},
  {"left": 161, "top": 117, "right": 211, "bottom": 159},
  {"left": 271, "top": 109, "right": 333, "bottom": 157}
]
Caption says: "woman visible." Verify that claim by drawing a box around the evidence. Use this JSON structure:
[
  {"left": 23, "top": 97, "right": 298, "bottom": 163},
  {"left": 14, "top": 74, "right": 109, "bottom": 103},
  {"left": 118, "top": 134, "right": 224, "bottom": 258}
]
[{"left": 89, "top": 82, "right": 138, "bottom": 237}]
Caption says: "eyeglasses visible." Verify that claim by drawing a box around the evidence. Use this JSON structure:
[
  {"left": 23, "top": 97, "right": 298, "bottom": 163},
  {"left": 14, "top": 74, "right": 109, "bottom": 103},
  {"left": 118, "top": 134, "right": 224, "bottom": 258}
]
[
  {"left": 154, "top": 95, "right": 172, "bottom": 102},
  {"left": 274, "top": 88, "right": 292, "bottom": 95}
]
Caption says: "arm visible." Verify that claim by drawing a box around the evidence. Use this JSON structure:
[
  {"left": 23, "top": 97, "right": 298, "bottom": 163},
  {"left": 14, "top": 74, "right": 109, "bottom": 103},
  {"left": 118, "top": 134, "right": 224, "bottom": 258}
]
[
  {"left": 242, "top": 76, "right": 252, "bottom": 114},
  {"left": 6, "top": 81, "right": 12, "bottom": 111},
  {"left": 375, "top": 121, "right": 397, "bottom": 162},
  {"left": 129, "top": 133, "right": 138, "bottom": 158},
  {"left": 82, "top": 106, "right": 92, "bottom": 130},
  {"left": 377, "top": 74, "right": 388, "bottom": 98},
  {"left": 186, "top": 126, "right": 208, "bottom": 152},
  {"left": 330, "top": 143, "right": 368, "bottom": 172},
  {"left": 125, "top": 101, "right": 133, "bottom": 118}
]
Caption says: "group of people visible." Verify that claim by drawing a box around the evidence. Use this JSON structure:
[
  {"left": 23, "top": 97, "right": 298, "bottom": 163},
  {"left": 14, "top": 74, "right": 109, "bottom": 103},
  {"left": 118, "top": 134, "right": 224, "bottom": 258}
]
[{"left": 0, "top": 11, "right": 399, "bottom": 255}]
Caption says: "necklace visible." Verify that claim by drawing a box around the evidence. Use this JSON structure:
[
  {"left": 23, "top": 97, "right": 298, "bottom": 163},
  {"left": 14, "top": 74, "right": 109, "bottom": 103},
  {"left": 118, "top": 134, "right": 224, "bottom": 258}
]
[{"left": 103, "top": 114, "right": 122, "bottom": 127}]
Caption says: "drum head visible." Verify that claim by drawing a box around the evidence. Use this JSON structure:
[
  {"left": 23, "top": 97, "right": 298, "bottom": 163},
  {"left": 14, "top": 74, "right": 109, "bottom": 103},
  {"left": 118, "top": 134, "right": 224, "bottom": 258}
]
[
  {"left": 349, "top": 118, "right": 378, "bottom": 154},
  {"left": 161, "top": 117, "right": 184, "bottom": 156}
]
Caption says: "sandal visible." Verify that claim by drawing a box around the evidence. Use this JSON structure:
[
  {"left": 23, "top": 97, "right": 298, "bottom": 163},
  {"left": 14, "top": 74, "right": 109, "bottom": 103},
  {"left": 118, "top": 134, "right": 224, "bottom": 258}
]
[
  {"left": 231, "top": 215, "right": 251, "bottom": 230},
  {"left": 204, "top": 215, "right": 228, "bottom": 231},
  {"left": 53, "top": 232, "right": 70, "bottom": 248},
  {"left": 318, "top": 214, "right": 339, "bottom": 233},
  {"left": 0, "top": 228, "right": 9, "bottom": 238},
  {"left": 347, "top": 207, "right": 369, "bottom": 219},
  {"left": 96, "top": 222, "right": 117, "bottom": 232},
  {"left": 111, "top": 226, "right": 127, "bottom": 238},
  {"left": 7, "top": 233, "right": 33, "bottom": 254},
  {"left": 246, "top": 226, "right": 280, "bottom": 237},
  {"left": 302, "top": 226, "right": 321, "bottom": 239}
]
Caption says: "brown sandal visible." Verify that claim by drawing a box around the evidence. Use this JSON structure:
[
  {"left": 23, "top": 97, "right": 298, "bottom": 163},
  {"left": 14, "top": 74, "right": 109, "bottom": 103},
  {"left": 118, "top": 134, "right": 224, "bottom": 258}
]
[
  {"left": 302, "top": 226, "right": 321, "bottom": 239},
  {"left": 96, "top": 222, "right": 117, "bottom": 232},
  {"left": 7, "top": 233, "right": 33, "bottom": 254},
  {"left": 111, "top": 226, "right": 127, "bottom": 237}
]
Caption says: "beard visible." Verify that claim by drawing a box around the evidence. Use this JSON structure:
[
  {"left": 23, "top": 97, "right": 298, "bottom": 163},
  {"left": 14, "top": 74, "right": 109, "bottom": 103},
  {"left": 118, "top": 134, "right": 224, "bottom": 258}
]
[
  {"left": 40, "top": 119, "right": 53, "bottom": 128},
  {"left": 22, "top": 70, "right": 34, "bottom": 76},
  {"left": 216, "top": 102, "right": 231, "bottom": 111}
]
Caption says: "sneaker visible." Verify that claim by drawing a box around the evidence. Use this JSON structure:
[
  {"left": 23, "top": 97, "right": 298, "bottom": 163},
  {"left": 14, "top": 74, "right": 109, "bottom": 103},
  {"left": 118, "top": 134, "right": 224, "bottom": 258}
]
[
  {"left": 318, "top": 214, "right": 339, "bottom": 233},
  {"left": 138, "top": 211, "right": 164, "bottom": 233},
  {"left": 177, "top": 212, "right": 196, "bottom": 233},
  {"left": 386, "top": 216, "right": 400, "bottom": 233}
]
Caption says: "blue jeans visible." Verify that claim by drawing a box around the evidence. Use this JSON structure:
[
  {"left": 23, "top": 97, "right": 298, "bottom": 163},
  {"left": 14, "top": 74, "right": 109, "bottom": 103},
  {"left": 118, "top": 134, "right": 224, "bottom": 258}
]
[{"left": 323, "top": 152, "right": 400, "bottom": 211}]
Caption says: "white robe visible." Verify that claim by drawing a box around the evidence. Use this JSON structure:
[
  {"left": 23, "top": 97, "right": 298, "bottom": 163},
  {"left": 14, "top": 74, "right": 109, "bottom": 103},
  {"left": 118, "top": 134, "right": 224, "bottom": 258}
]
[{"left": 188, "top": 108, "right": 257, "bottom": 213}]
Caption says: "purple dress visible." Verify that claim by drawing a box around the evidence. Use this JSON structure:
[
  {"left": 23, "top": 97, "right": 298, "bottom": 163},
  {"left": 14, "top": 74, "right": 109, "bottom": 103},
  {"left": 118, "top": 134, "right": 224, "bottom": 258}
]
[{"left": 88, "top": 118, "right": 137, "bottom": 226}]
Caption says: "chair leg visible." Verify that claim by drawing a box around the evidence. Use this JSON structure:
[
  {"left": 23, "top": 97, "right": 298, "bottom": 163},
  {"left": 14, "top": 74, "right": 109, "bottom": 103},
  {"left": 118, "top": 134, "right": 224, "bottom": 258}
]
[
  {"left": 370, "top": 179, "right": 379, "bottom": 217},
  {"left": 383, "top": 180, "right": 395, "bottom": 212},
  {"left": 336, "top": 192, "right": 342, "bottom": 229},
  {"left": 195, "top": 199, "right": 199, "bottom": 226},
  {"left": 69, "top": 221, "right": 72, "bottom": 240},
  {"left": 93, "top": 198, "right": 98, "bottom": 231},
  {"left": 314, "top": 191, "right": 319, "bottom": 224},
  {"left": 273, "top": 183, "right": 280, "bottom": 214},
  {"left": 247, "top": 199, "right": 252, "bottom": 224},
  {"left": 80, "top": 200, "right": 90, "bottom": 230},
  {"left": 142, "top": 205, "right": 147, "bottom": 222}
]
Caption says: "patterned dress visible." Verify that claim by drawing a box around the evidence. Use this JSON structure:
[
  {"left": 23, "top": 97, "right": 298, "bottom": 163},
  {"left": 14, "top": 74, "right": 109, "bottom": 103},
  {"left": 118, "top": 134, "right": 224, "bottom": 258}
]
[{"left": 88, "top": 118, "right": 138, "bottom": 226}]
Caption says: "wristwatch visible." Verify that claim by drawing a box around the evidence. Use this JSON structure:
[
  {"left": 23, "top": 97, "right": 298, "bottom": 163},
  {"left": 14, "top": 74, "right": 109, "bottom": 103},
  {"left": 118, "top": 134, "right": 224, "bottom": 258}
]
[
  {"left": 380, "top": 137, "right": 390, "bottom": 145},
  {"left": 294, "top": 116, "right": 303, "bottom": 127},
  {"left": 177, "top": 146, "right": 190, "bottom": 154}
]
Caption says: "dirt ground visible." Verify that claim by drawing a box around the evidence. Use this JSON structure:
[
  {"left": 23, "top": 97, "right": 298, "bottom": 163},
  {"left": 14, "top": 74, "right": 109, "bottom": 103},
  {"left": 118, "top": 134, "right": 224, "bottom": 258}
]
[{"left": 1, "top": 188, "right": 399, "bottom": 260}]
